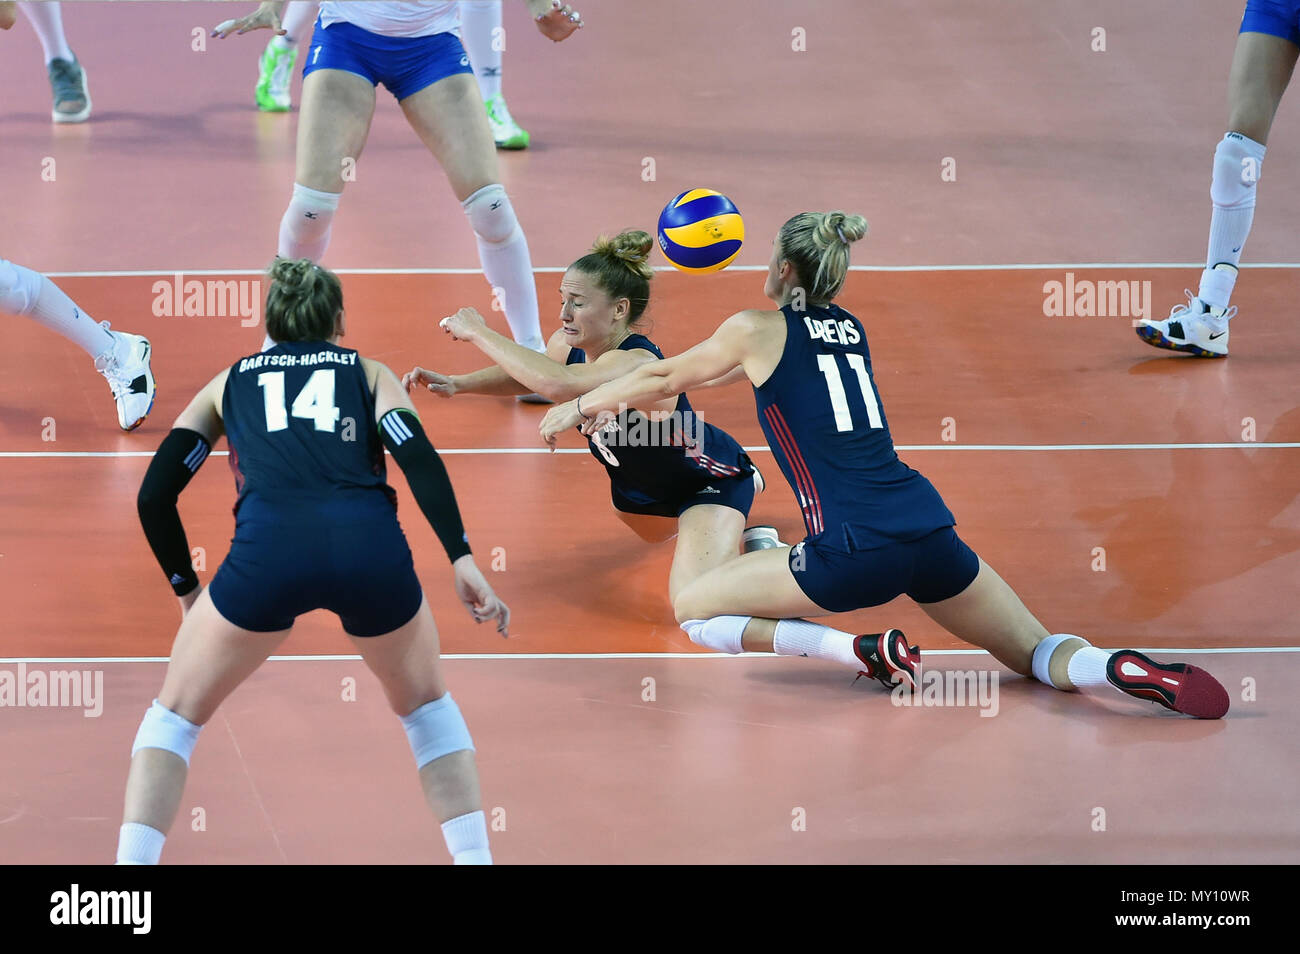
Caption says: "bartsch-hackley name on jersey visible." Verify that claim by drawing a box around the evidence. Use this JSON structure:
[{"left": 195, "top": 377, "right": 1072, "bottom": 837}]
[{"left": 237, "top": 350, "right": 359, "bottom": 374}]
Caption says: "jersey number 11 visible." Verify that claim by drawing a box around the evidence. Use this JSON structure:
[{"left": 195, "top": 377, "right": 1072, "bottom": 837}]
[{"left": 816, "top": 354, "right": 882, "bottom": 432}]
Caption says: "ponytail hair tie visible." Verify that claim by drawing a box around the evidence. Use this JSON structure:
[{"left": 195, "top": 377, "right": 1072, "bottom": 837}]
[{"left": 836, "top": 226, "right": 847, "bottom": 245}]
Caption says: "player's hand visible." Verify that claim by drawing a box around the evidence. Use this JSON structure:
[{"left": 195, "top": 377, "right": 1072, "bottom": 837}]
[
  {"left": 212, "top": 3, "right": 285, "bottom": 38},
  {"left": 439, "top": 307, "right": 487, "bottom": 342},
  {"left": 538, "top": 399, "right": 585, "bottom": 449},
  {"left": 452, "top": 556, "right": 510, "bottom": 637},
  {"left": 403, "top": 367, "right": 459, "bottom": 398},
  {"left": 178, "top": 585, "right": 202, "bottom": 620},
  {"left": 533, "top": 0, "right": 583, "bottom": 42},
  {"left": 578, "top": 407, "right": 616, "bottom": 436},
  {"left": 0, "top": 2, "right": 18, "bottom": 31}
]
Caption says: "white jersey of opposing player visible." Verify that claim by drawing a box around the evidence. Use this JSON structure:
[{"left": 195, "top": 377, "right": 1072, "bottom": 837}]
[{"left": 317, "top": 2, "right": 460, "bottom": 38}]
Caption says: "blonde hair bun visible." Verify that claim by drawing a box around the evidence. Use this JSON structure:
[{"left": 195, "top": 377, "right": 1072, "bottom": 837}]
[
  {"left": 591, "top": 229, "right": 655, "bottom": 280},
  {"left": 814, "top": 211, "right": 869, "bottom": 249}
]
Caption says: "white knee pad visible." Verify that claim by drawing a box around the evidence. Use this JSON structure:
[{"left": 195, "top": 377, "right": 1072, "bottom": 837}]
[
  {"left": 1030, "top": 633, "right": 1081, "bottom": 688},
  {"left": 462, "top": 184, "right": 519, "bottom": 244},
  {"left": 400, "top": 692, "right": 475, "bottom": 769},
  {"left": 1210, "top": 133, "right": 1265, "bottom": 209},
  {"left": 132, "top": 699, "right": 202, "bottom": 766},
  {"left": 280, "top": 182, "right": 341, "bottom": 254},
  {"left": 0, "top": 258, "right": 41, "bottom": 315}
]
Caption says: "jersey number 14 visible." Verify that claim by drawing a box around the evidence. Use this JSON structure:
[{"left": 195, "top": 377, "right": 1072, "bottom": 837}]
[
  {"left": 258, "top": 369, "right": 342, "bottom": 432},
  {"left": 816, "top": 354, "right": 882, "bottom": 432}
]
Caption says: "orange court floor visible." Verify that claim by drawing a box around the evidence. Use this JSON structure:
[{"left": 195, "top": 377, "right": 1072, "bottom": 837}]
[{"left": 1, "top": 0, "right": 1297, "bottom": 863}]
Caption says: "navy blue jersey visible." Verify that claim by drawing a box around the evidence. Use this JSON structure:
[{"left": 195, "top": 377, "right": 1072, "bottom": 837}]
[
  {"left": 566, "top": 334, "right": 751, "bottom": 502},
  {"left": 754, "top": 304, "right": 954, "bottom": 548},
  {"left": 221, "top": 340, "right": 396, "bottom": 517}
]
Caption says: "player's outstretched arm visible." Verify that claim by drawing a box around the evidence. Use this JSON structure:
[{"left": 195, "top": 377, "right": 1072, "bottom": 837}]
[
  {"left": 402, "top": 364, "right": 529, "bottom": 398},
  {"left": 538, "top": 311, "right": 760, "bottom": 446},
  {"left": 137, "top": 369, "right": 229, "bottom": 618},
  {"left": 439, "top": 308, "right": 658, "bottom": 402},
  {"left": 371, "top": 359, "right": 510, "bottom": 635}
]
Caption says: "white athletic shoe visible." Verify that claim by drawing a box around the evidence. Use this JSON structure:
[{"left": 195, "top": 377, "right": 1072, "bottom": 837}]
[
  {"left": 742, "top": 525, "right": 785, "bottom": 553},
  {"left": 1135, "top": 290, "right": 1235, "bottom": 358},
  {"left": 94, "top": 323, "right": 155, "bottom": 431}
]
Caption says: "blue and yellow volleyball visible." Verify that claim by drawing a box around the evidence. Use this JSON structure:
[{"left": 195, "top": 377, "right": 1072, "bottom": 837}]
[{"left": 656, "top": 189, "right": 744, "bottom": 273}]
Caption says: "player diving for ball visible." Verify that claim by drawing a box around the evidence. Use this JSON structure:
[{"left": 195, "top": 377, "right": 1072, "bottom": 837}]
[{"left": 403, "top": 229, "right": 803, "bottom": 607}]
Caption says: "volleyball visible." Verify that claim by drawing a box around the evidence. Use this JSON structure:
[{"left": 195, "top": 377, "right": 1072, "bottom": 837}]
[{"left": 656, "top": 189, "right": 744, "bottom": 273}]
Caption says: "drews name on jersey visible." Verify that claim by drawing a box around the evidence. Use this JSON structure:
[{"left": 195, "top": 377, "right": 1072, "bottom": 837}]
[
  {"left": 237, "top": 350, "right": 360, "bottom": 373},
  {"left": 801, "top": 315, "right": 861, "bottom": 346}
]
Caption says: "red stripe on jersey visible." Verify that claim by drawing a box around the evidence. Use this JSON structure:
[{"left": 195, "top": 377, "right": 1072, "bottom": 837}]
[
  {"left": 766, "top": 409, "right": 820, "bottom": 534},
  {"left": 764, "top": 405, "right": 824, "bottom": 534}
]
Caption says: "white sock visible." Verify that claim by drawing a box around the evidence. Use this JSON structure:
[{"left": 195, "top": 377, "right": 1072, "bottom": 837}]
[
  {"left": 278, "top": 182, "right": 341, "bottom": 262},
  {"left": 1, "top": 259, "right": 115, "bottom": 359},
  {"left": 21, "top": 1, "right": 75, "bottom": 63},
  {"left": 680, "top": 616, "right": 748, "bottom": 654},
  {"left": 116, "top": 822, "right": 165, "bottom": 865},
  {"left": 1199, "top": 132, "right": 1265, "bottom": 310},
  {"left": 1065, "top": 645, "right": 1111, "bottom": 690},
  {"left": 441, "top": 810, "right": 492, "bottom": 865},
  {"left": 278, "top": 0, "right": 317, "bottom": 44},
  {"left": 459, "top": 0, "right": 503, "bottom": 102},
  {"left": 772, "top": 619, "right": 861, "bottom": 668}
]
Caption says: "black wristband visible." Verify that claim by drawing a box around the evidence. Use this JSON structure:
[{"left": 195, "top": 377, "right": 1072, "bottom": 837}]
[
  {"left": 379, "top": 410, "right": 472, "bottom": 564},
  {"left": 137, "top": 428, "right": 211, "bottom": 596}
]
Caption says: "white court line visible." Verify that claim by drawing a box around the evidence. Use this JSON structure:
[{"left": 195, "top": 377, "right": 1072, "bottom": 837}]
[
  {"left": 2, "top": 442, "right": 1298, "bottom": 459},
  {"left": 37, "top": 263, "right": 1300, "bottom": 278},
  {"left": 2, "top": 648, "right": 1296, "bottom": 664}
]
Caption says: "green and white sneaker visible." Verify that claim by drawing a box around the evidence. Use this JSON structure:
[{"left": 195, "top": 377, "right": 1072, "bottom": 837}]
[
  {"left": 256, "top": 39, "right": 298, "bottom": 112},
  {"left": 485, "top": 94, "right": 530, "bottom": 149}
]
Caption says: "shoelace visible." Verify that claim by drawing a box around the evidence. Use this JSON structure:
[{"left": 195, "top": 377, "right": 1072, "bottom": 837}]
[
  {"left": 93, "top": 323, "right": 136, "bottom": 399},
  {"left": 96, "top": 354, "right": 136, "bottom": 400},
  {"left": 48, "top": 58, "right": 86, "bottom": 106},
  {"left": 1170, "top": 289, "right": 1238, "bottom": 323}
]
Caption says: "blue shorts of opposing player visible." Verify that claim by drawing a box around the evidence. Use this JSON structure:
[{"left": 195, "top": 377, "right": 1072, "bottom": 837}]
[
  {"left": 303, "top": 17, "right": 473, "bottom": 100},
  {"left": 1241, "top": 0, "right": 1300, "bottom": 47}
]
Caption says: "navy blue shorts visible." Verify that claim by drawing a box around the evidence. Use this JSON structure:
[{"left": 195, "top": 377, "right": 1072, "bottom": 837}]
[
  {"left": 303, "top": 17, "right": 473, "bottom": 101},
  {"left": 610, "top": 470, "right": 756, "bottom": 520},
  {"left": 208, "top": 494, "right": 423, "bottom": 638},
  {"left": 789, "top": 525, "right": 980, "bottom": 613},
  {"left": 1241, "top": 0, "right": 1300, "bottom": 46}
]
